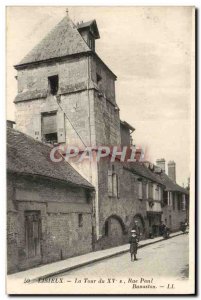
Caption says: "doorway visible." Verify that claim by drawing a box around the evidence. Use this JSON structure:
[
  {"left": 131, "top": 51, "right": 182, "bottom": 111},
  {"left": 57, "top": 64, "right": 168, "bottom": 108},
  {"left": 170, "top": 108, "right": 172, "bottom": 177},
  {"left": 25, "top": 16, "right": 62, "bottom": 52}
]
[{"left": 25, "top": 211, "right": 41, "bottom": 259}]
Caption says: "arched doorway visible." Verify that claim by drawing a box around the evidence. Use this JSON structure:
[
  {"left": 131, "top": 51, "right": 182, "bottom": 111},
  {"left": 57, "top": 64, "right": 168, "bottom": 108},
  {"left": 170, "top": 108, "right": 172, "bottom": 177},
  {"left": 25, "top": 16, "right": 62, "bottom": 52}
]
[{"left": 102, "top": 215, "right": 127, "bottom": 247}]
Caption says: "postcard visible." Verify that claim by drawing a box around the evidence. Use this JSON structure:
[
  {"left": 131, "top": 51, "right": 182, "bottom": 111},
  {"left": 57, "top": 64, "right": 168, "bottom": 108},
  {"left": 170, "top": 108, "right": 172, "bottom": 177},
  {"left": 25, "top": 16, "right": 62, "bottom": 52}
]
[{"left": 6, "top": 6, "right": 195, "bottom": 295}]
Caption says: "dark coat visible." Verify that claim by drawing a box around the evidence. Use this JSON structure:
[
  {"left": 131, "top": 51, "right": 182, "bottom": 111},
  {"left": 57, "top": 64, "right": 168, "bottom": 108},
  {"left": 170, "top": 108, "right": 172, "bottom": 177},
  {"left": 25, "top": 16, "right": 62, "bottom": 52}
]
[{"left": 129, "top": 236, "right": 139, "bottom": 254}]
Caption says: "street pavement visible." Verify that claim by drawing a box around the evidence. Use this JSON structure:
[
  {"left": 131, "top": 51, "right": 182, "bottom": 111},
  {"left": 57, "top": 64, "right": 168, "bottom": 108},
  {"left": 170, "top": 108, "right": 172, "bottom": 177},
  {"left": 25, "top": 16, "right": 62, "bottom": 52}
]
[{"left": 56, "top": 234, "right": 189, "bottom": 280}]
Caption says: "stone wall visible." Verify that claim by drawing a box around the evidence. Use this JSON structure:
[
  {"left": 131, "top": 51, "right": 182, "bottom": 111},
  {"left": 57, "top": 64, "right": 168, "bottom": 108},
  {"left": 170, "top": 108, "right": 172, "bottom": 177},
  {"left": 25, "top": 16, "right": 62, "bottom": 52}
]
[
  {"left": 94, "top": 158, "right": 148, "bottom": 250},
  {"left": 7, "top": 173, "right": 93, "bottom": 274},
  {"left": 162, "top": 193, "right": 187, "bottom": 232}
]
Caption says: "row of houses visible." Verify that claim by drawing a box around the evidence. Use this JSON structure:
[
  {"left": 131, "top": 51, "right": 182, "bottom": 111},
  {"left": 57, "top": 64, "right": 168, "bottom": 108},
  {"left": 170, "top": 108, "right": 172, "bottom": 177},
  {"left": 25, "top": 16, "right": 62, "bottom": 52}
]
[{"left": 7, "top": 14, "right": 189, "bottom": 274}]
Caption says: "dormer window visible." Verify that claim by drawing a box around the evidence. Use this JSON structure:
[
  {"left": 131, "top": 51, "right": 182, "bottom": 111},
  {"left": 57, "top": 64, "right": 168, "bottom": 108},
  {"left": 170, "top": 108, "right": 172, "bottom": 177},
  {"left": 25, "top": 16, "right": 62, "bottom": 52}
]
[
  {"left": 48, "top": 75, "right": 59, "bottom": 95},
  {"left": 77, "top": 19, "right": 100, "bottom": 52}
]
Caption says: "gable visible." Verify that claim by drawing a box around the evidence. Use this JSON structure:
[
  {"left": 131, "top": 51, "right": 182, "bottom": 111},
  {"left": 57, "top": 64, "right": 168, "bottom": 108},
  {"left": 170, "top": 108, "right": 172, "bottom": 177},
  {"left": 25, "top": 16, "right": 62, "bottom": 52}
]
[{"left": 15, "top": 16, "right": 91, "bottom": 68}]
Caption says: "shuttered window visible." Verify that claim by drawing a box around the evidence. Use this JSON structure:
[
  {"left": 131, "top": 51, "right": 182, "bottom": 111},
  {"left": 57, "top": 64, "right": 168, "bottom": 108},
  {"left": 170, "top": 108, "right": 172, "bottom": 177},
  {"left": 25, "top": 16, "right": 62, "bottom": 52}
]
[
  {"left": 108, "top": 167, "right": 119, "bottom": 198},
  {"left": 154, "top": 184, "right": 159, "bottom": 200},
  {"left": 146, "top": 183, "right": 149, "bottom": 199},
  {"left": 168, "top": 191, "right": 173, "bottom": 206},
  {"left": 42, "top": 112, "right": 57, "bottom": 134},
  {"left": 138, "top": 181, "right": 143, "bottom": 199},
  {"left": 148, "top": 183, "right": 153, "bottom": 199}
]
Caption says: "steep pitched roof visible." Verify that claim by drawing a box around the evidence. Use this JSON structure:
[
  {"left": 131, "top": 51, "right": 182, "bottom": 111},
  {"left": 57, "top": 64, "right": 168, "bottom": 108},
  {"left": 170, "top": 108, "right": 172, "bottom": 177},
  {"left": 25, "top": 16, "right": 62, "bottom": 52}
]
[
  {"left": 7, "top": 127, "right": 93, "bottom": 190},
  {"left": 15, "top": 16, "right": 91, "bottom": 67},
  {"left": 123, "top": 161, "right": 164, "bottom": 185},
  {"left": 158, "top": 172, "right": 188, "bottom": 194},
  {"left": 143, "top": 161, "right": 188, "bottom": 194}
]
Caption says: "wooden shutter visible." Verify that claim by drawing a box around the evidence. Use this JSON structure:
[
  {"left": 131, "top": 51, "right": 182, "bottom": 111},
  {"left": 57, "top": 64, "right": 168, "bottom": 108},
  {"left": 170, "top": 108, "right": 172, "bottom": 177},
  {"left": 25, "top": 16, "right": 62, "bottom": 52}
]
[
  {"left": 138, "top": 181, "right": 143, "bottom": 199},
  {"left": 108, "top": 170, "right": 113, "bottom": 197},
  {"left": 33, "top": 114, "right": 41, "bottom": 141},
  {"left": 42, "top": 113, "right": 57, "bottom": 134},
  {"left": 57, "top": 111, "right": 66, "bottom": 143},
  {"left": 117, "top": 175, "right": 120, "bottom": 198}
]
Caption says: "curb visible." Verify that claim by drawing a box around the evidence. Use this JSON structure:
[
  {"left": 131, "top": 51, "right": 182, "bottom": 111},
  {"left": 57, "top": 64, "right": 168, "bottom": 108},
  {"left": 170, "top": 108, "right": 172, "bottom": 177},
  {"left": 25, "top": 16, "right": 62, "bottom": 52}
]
[{"left": 32, "top": 232, "right": 184, "bottom": 282}]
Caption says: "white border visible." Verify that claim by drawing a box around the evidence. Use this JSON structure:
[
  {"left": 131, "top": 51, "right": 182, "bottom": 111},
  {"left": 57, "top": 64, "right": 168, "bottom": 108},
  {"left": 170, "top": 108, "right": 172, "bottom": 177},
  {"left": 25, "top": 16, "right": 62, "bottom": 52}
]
[{"left": 1, "top": 1, "right": 200, "bottom": 299}]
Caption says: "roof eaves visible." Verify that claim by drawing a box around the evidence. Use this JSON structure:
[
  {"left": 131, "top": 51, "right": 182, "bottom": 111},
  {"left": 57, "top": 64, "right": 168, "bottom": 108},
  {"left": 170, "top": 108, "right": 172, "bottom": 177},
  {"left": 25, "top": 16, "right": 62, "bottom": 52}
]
[
  {"left": 7, "top": 170, "right": 94, "bottom": 190},
  {"left": 14, "top": 51, "right": 92, "bottom": 70}
]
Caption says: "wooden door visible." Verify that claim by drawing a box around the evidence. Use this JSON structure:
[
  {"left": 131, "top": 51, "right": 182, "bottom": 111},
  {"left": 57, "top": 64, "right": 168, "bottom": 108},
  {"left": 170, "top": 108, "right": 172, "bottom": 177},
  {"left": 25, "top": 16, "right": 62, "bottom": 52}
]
[{"left": 25, "top": 211, "right": 41, "bottom": 259}]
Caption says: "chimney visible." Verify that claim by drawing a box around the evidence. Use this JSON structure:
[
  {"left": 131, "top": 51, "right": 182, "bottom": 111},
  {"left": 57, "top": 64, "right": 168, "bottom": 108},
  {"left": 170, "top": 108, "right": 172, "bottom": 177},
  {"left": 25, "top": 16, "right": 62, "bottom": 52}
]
[
  {"left": 168, "top": 161, "right": 176, "bottom": 183},
  {"left": 7, "top": 120, "right": 15, "bottom": 129},
  {"left": 156, "top": 158, "right": 165, "bottom": 173}
]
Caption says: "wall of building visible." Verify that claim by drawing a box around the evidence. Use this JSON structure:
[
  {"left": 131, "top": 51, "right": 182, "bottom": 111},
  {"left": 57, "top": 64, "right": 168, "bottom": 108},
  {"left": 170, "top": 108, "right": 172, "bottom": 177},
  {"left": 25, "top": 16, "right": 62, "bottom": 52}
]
[
  {"left": 120, "top": 124, "right": 131, "bottom": 146},
  {"left": 94, "top": 159, "right": 148, "bottom": 250},
  {"left": 162, "top": 192, "right": 187, "bottom": 231},
  {"left": 7, "top": 173, "right": 93, "bottom": 274},
  {"left": 91, "top": 56, "right": 116, "bottom": 104},
  {"left": 93, "top": 91, "right": 121, "bottom": 146},
  {"left": 15, "top": 56, "right": 98, "bottom": 149}
]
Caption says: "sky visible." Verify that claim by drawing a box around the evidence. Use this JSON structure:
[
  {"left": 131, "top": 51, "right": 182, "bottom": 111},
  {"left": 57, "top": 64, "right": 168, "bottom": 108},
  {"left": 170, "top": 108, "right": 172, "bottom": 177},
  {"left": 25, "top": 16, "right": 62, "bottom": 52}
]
[{"left": 6, "top": 6, "right": 194, "bottom": 186}]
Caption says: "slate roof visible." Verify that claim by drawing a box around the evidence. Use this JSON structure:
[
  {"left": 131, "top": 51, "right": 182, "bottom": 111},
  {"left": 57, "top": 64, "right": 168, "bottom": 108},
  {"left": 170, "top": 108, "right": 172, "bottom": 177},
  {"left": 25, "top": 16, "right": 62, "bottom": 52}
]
[
  {"left": 143, "top": 161, "right": 188, "bottom": 194},
  {"left": 15, "top": 16, "right": 91, "bottom": 67},
  {"left": 7, "top": 127, "right": 94, "bottom": 190},
  {"left": 123, "top": 161, "right": 164, "bottom": 186},
  {"left": 158, "top": 172, "right": 188, "bottom": 194}
]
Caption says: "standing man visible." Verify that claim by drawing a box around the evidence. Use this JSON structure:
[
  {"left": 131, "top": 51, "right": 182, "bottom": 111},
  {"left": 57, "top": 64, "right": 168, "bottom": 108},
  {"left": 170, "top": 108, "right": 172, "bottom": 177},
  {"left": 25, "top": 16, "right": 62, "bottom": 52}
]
[{"left": 129, "top": 230, "right": 139, "bottom": 261}]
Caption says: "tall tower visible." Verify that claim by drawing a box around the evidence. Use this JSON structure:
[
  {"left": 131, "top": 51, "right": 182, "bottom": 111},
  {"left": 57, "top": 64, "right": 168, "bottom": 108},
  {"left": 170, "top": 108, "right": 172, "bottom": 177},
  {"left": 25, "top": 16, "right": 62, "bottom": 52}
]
[
  {"left": 14, "top": 15, "right": 121, "bottom": 149},
  {"left": 14, "top": 14, "right": 121, "bottom": 240}
]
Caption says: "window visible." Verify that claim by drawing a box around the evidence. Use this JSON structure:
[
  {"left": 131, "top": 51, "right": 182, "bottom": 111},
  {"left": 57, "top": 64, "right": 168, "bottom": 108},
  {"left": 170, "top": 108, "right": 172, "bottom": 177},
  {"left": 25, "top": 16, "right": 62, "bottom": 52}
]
[
  {"left": 158, "top": 186, "right": 162, "bottom": 201},
  {"left": 181, "top": 194, "right": 186, "bottom": 211},
  {"left": 177, "top": 195, "right": 181, "bottom": 210},
  {"left": 97, "top": 73, "right": 102, "bottom": 84},
  {"left": 78, "top": 214, "right": 83, "bottom": 227},
  {"left": 89, "top": 36, "right": 95, "bottom": 50},
  {"left": 48, "top": 75, "right": 59, "bottom": 95},
  {"left": 146, "top": 183, "right": 149, "bottom": 199},
  {"left": 154, "top": 185, "right": 159, "bottom": 201},
  {"left": 148, "top": 183, "right": 153, "bottom": 199},
  {"left": 108, "top": 166, "right": 119, "bottom": 198},
  {"left": 163, "top": 191, "right": 168, "bottom": 206},
  {"left": 96, "top": 73, "right": 102, "bottom": 90},
  {"left": 42, "top": 111, "right": 58, "bottom": 144},
  {"left": 138, "top": 180, "right": 143, "bottom": 200},
  {"left": 168, "top": 192, "right": 173, "bottom": 206},
  {"left": 173, "top": 193, "right": 175, "bottom": 210},
  {"left": 105, "top": 220, "right": 109, "bottom": 236}
]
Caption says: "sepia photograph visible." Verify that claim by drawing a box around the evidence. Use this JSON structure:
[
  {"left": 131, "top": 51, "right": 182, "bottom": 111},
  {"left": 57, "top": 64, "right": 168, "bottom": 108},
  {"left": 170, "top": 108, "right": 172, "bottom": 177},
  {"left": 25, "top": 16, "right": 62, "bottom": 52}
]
[{"left": 6, "top": 6, "right": 195, "bottom": 295}]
